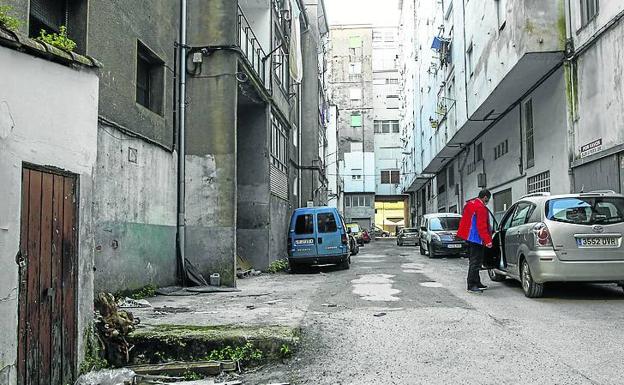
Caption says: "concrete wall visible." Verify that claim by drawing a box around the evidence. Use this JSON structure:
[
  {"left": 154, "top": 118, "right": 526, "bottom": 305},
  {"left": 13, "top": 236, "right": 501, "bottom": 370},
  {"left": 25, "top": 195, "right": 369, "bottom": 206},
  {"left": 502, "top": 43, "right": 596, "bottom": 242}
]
[
  {"left": 237, "top": 104, "right": 271, "bottom": 269},
  {"left": 0, "top": 47, "right": 99, "bottom": 384},
  {"left": 185, "top": 0, "right": 239, "bottom": 286},
  {"left": 93, "top": 127, "right": 177, "bottom": 293}
]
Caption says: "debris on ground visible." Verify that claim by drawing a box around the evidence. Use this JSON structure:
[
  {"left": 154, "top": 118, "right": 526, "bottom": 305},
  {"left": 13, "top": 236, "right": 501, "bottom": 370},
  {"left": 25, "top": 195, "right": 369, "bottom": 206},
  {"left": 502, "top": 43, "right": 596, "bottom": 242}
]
[
  {"left": 185, "top": 258, "right": 209, "bottom": 286},
  {"left": 322, "top": 303, "right": 337, "bottom": 308},
  {"left": 75, "top": 368, "right": 136, "bottom": 385},
  {"left": 373, "top": 312, "right": 387, "bottom": 317},
  {"left": 118, "top": 297, "right": 152, "bottom": 309},
  {"left": 95, "top": 293, "right": 140, "bottom": 367},
  {"left": 246, "top": 305, "right": 256, "bottom": 310}
]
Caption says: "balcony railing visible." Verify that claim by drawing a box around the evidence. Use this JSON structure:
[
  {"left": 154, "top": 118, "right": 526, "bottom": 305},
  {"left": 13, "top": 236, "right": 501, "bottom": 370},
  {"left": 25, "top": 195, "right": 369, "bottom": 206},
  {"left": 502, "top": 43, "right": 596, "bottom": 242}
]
[{"left": 237, "top": 6, "right": 268, "bottom": 87}]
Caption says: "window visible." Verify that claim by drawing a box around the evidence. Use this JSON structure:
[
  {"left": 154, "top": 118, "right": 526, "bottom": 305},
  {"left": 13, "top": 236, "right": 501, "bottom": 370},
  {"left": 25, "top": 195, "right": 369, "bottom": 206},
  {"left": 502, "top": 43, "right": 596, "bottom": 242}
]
[
  {"left": 580, "top": 0, "right": 599, "bottom": 27},
  {"left": 317, "top": 213, "right": 338, "bottom": 233},
  {"left": 428, "top": 217, "right": 460, "bottom": 231},
  {"left": 448, "top": 164, "right": 455, "bottom": 186},
  {"left": 546, "top": 197, "right": 624, "bottom": 225},
  {"left": 351, "top": 169, "right": 362, "bottom": 180},
  {"left": 386, "top": 78, "right": 399, "bottom": 84},
  {"left": 29, "top": 0, "right": 86, "bottom": 52},
  {"left": 271, "top": 115, "right": 288, "bottom": 173},
  {"left": 494, "top": 139, "right": 509, "bottom": 160},
  {"left": 351, "top": 113, "right": 362, "bottom": 127},
  {"left": 495, "top": 0, "right": 507, "bottom": 30},
  {"left": 350, "top": 88, "right": 362, "bottom": 100},
  {"left": 349, "top": 62, "right": 362, "bottom": 75},
  {"left": 510, "top": 203, "right": 534, "bottom": 228},
  {"left": 294, "top": 214, "right": 314, "bottom": 234},
  {"left": 136, "top": 41, "right": 165, "bottom": 115},
  {"left": 347, "top": 195, "right": 373, "bottom": 207},
  {"left": 493, "top": 188, "right": 513, "bottom": 218},
  {"left": 476, "top": 143, "right": 483, "bottom": 162},
  {"left": 381, "top": 170, "right": 390, "bottom": 184},
  {"left": 527, "top": 171, "right": 550, "bottom": 194},
  {"left": 467, "top": 42, "right": 474, "bottom": 77},
  {"left": 349, "top": 36, "right": 362, "bottom": 48},
  {"left": 374, "top": 120, "right": 399, "bottom": 134},
  {"left": 525, "top": 99, "right": 535, "bottom": 168},
  {"left": 273, "top": 29, "right": 289, "bottom": 91},
  {"left": 293, "top": 177, "right": 298, "bottom": 196},
  {"left": 345, "top": 196, "right": 351, "bottom": 207}
]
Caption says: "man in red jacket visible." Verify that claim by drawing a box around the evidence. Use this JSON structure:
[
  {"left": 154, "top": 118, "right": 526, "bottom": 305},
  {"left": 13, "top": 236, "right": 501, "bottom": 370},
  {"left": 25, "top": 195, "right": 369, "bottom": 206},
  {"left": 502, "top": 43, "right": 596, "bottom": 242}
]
[{"left": 457, "top": 189, "right": 493, "bottom": 293}]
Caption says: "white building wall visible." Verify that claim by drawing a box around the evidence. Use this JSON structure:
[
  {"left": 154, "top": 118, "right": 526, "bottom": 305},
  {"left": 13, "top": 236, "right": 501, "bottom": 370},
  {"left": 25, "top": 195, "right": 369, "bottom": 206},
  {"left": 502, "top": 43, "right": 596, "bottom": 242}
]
[
  {"left": 0, "top": 47, "right": 99, "bottom": 384},
  {"left": 327, "top": 105, "right": 340, "bottom": 209},
  {"left": 341, "top": 152, "right": 376, "bottom": 192}
]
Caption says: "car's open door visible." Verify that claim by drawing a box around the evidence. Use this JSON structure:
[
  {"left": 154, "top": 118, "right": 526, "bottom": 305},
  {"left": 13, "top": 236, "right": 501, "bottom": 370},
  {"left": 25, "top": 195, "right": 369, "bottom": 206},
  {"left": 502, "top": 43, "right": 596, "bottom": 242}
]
[{"left": 482, "top": 208, "right": 503, "bottom": 269}]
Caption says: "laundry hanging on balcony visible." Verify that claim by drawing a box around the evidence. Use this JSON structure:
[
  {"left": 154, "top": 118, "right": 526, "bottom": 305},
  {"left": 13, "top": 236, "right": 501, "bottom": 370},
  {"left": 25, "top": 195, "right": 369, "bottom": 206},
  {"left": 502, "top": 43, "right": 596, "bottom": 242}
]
[{"left": 289, "top": 0, "right": 303, "bottom": 83}]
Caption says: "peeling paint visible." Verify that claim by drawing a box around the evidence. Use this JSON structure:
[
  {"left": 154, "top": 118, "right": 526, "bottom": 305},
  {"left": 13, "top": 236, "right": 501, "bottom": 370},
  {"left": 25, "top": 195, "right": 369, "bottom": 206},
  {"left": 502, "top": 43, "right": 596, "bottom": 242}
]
[{"left": 185, "top": 154, "right": 218, "bottom": 227}]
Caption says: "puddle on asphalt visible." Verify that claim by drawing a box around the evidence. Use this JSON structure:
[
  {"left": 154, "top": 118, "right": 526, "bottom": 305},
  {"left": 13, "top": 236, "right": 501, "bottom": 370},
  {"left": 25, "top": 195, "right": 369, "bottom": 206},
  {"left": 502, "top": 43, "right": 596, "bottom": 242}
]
[
  {"left": 420, "top": 281, "right": 444, "bottom": 288},
  {"left": 351, "top": 274, "right": 401, "bottom": 301}
]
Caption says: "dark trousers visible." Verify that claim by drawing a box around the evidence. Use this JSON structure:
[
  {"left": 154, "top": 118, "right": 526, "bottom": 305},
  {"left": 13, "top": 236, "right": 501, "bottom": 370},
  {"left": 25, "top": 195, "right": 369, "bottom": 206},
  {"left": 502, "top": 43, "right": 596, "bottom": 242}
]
[{"left": 467, "top": 242, "right": 485, "bottom": 288}]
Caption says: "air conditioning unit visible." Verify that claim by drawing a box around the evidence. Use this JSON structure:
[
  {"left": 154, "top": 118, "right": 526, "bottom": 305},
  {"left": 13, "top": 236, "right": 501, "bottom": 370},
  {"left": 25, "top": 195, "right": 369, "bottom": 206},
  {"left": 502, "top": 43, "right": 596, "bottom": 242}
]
[{"left": 477, "top": 173, "right": 487, "bottom": 188}]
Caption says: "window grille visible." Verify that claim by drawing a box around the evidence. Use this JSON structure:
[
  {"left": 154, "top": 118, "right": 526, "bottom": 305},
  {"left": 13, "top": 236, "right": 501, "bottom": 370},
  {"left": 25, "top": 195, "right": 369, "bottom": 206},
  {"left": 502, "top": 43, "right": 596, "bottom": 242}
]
[{"left": 527, "top": 171, "right": 550, "bottom": 194}]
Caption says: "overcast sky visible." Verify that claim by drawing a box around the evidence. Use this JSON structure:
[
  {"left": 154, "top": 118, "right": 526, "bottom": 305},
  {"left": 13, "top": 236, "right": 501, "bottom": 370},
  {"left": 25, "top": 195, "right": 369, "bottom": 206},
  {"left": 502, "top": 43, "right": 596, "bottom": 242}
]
[{"left": 324, "top": 0, "right": 401, "bottom": 26}]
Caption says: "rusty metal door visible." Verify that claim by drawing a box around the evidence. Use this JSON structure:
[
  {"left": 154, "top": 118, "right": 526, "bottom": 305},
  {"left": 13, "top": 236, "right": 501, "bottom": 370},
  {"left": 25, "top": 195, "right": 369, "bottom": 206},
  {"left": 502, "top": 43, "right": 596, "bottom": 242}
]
[{"left": 17, "top": 166, "right": 78, "bottom": 385}]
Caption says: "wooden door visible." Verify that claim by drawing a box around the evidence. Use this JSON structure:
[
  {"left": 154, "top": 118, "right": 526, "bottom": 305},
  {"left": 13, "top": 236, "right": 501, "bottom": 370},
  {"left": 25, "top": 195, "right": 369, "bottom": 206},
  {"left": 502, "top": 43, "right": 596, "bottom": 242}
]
[{"left": 17, "top": 166, "right": 78, "bottom": 385}]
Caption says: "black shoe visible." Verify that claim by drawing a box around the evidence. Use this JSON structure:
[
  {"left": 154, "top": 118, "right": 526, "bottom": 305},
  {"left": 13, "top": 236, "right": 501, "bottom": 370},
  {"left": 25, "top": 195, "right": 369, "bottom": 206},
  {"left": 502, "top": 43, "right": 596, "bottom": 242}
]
[
  {"left": 467, "top": 286, "right": 483, "bottom": 293},
  {"left": 477, "top": 284, "right": 488, "bottom": 290}
]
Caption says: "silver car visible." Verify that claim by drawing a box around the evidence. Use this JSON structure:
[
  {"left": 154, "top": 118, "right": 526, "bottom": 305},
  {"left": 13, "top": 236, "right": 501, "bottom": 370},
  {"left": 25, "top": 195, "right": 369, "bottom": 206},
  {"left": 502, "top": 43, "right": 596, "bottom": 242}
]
[{"left": 486, "top": 191, "right": 624, "bottom": 298}]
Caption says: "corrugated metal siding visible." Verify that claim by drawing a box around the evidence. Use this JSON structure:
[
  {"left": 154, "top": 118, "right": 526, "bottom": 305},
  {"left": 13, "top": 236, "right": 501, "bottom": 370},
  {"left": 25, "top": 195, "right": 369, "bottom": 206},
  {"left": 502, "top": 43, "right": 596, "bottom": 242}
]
[
  {"left": 573, "top": 154, "right": 620, "bottom": 193},
  {"left": 270, "top": 165, "right": 288, "bottom": 200}
]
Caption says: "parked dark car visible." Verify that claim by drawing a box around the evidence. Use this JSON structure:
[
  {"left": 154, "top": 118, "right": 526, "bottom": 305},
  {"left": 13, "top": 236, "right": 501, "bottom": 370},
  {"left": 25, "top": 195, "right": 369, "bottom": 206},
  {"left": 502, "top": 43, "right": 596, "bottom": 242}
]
[
  {"left": 397, "top": 228, "right": 420, "bottom": 246},
  {"left": 373, "top": 227, "right": 390, "bottom": 237},
  {"left": 346, "top": 223, "right": 365, "bottom": 245},
  {"left": 349, "top": 234, "right": 360, "bottom": 256},
  {"left": 419, "top": 213, "right": 468, "bottom": 257}
]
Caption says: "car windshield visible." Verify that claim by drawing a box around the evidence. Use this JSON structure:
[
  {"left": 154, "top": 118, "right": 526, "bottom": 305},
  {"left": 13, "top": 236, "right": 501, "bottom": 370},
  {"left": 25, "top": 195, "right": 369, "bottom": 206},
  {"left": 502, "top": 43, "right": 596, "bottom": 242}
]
[
  {"left": 347, "top": 224, "right": 360, "bottom": 232},
  {"left": 428, "top": 217, "right": 460, "bottom": 231},
  {"left": 404, "top": 228, "right": 418, "bottom": 233},
  {"left": 546, "top": 197, "right": 624, "bottom": 225}
]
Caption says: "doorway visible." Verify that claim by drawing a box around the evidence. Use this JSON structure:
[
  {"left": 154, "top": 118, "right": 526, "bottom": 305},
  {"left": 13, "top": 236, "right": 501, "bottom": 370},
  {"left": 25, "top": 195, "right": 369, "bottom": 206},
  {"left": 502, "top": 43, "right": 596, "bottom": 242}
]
[{"left": 18, "top": 166, "right": 78, "bottom": 385}]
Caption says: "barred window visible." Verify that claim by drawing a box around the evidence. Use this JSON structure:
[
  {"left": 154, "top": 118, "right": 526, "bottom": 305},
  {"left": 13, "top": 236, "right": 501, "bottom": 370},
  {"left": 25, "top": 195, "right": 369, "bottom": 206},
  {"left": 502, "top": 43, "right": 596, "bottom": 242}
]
[
  {"left": 580, "top": 0, "right": 599, "bottom": 27},
  {"left": 271, "top": 115, "right": 288, "bottom": 173},
  {"left": 527, "top": 171, "right": 550, "bottom": 194}
]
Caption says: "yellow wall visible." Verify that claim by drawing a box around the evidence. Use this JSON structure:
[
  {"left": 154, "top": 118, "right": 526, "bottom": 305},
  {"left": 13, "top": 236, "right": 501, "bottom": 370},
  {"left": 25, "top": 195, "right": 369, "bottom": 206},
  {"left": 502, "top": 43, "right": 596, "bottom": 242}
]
[{"left": 375, "top": 200, "right": 405, "bottom": 234}]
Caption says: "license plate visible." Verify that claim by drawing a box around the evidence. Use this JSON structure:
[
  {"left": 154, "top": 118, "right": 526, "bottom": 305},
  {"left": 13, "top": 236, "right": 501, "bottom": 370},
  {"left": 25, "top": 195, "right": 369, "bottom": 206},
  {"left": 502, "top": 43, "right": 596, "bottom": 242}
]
[
  {"left": 576, "top": 237, "right": 619, "bottom": 248},
  {"left": 447, "top": 244, "right": 462, "bottom": 249},
  {"left": 295, "top": 239, "right": 315, "bottom": 245}
]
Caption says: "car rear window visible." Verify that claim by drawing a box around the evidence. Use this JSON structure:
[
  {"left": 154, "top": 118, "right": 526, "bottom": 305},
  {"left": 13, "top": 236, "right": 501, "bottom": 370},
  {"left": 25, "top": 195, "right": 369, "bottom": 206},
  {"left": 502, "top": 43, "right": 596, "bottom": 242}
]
[
  {"left": 429, "top": 217, "right": 460, "bottom": 231},
  {"left": 294, "top": 214, "right": 314, "bottom": 234},
  {"left": 546, "top": 197, "right": 624, "bottom": 225},
  {"left": 347, "top": 224, "right": 360, "bottom": 233},
  {"left": 318, "top": 213, "right": 338, "bottom": 233}
]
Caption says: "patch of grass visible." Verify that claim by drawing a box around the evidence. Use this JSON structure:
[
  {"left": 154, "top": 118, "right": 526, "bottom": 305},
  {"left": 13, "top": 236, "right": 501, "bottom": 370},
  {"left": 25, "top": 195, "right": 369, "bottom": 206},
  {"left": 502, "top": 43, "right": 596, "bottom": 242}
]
[
  {"left": 182, "top": 370, "right": 203, "bottom": 380},
  {"left": 279, "top": 344, "right": 292, "bottom": 358},
  {"left": 79, "top": 325, "right": 109, "bottom": 375},
  {"left": 114, "top": 284, "right": 157, "bottom": 300},
  {"left": 267, "top": 258, "right": 289, "bottom": 273},
  {"left": 207, "top": 342, "right": 263, "bottom": 365},
  {"left": 38, "top": 25, "right": 76, "bottom": 52},
  {"left": 0, "top": 4, "right": 20, "bottom": 31}
]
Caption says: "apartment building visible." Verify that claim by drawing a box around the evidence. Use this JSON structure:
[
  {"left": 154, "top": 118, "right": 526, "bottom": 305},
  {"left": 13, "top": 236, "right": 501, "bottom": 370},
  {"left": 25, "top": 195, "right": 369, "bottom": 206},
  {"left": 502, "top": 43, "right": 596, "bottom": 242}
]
[
  {"left": 330, "top": 25, "right": 376, "bottom": 229},
  {"left": 398, "top": 0, "right": 619, "bottom": 224}
]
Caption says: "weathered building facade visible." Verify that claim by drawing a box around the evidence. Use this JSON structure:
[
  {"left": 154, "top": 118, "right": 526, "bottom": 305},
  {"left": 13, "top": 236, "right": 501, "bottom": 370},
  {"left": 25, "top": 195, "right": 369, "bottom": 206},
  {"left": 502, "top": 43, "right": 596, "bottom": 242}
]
[
  {"left": 330, "top": 25, "right": 376, "bottom": 229},
  {"left": 398, "top": 0, "right": 619, "bottom": 223}
]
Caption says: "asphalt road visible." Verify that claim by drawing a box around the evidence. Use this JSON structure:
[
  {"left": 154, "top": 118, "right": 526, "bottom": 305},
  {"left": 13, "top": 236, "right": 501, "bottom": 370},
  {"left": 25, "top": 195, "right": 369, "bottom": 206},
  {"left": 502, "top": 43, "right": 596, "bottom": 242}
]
[{"left": 243, "top": 240, "right": 624, "bottom": 385}]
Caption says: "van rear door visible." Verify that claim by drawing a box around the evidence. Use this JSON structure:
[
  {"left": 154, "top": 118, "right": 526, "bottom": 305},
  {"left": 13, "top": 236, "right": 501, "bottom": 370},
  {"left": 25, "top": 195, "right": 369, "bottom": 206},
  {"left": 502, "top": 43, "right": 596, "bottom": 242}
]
[
  {"left": 290, "top": 212, "right": 317, "bottom": 257},
  {"left": 316, "top": 211, "right": 344, "bottom": 257}
]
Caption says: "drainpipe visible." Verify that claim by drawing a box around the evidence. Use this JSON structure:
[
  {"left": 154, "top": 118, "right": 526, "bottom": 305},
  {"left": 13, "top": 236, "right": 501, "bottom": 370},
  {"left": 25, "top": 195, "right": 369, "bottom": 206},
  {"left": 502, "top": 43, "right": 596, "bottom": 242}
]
[
  {"left": 298, "top": 84, "right": 303, "bottom": 208},
  {"left": 177, "top": 0, "right": 187, "bottom": 285}
]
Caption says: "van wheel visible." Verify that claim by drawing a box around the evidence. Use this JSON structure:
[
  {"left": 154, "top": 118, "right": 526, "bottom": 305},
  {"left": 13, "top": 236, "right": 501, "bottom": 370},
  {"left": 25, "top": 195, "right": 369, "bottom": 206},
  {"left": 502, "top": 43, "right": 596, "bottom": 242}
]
[
  {"left": 339, "top": 257, "right": 351, "bottom": 270},
  {"left": 521, "top": 259, "right": 544, "bottom": 298},
  {"left": 289, "top": 261, "right": 302, "bottom": 274},
  {"left": 488, "top": 269, "right": 506, "bottom": 282}
]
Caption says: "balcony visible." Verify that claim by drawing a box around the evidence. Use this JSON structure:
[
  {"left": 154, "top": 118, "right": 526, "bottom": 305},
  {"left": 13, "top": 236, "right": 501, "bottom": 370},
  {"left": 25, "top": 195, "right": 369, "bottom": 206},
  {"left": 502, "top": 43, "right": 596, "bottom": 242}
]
[{"left": 237, "top": 5, "right": 269, "bottom": 88}]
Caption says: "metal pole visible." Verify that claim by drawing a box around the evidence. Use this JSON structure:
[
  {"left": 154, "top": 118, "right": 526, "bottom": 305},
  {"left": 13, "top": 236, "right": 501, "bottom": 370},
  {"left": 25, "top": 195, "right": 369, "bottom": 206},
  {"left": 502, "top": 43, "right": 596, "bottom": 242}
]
[{"left": 177, "top": 0, "right": 188, "bottom": 286}]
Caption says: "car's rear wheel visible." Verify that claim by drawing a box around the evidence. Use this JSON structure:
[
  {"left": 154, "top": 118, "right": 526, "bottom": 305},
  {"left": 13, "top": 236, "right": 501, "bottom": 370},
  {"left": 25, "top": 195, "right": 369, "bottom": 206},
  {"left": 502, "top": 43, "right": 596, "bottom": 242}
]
[
  {"left": 521, "top": 259, "right": 544, "bottom": 298},
  {"left": 488, "top": 269, "right": 506, "bottom": 282},
  {"left": 339, "top": 256, "right": 351, "bottom": 270},
  {"left": 289, "top": 261, "right": 302, "bottom": 274}
]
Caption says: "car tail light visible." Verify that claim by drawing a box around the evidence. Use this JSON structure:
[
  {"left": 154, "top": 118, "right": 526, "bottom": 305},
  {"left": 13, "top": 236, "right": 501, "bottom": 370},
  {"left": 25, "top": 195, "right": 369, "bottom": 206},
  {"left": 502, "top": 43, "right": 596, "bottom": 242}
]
[
  {"left": 341, "top": 234, "right": 348, "bottom": 245},
  {"left": 533, "top": 222, "right": 553, "bottom": 248}
]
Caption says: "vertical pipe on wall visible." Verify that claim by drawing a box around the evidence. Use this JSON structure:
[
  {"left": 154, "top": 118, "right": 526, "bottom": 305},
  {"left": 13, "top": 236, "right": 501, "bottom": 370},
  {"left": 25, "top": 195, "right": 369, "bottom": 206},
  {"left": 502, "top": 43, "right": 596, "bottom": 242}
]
[
  {"left": 298, "top": 84, "right": 303, "bottom": 208},
  {"left": 177, "top": 0, "right": 187, "bottom": 285}
]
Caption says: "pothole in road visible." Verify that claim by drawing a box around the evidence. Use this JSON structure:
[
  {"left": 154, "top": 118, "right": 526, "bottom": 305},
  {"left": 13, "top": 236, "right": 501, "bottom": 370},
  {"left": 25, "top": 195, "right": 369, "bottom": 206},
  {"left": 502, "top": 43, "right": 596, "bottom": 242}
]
[
  {"left": 351, "top": 274, "right": 401, "bottom": 302},
  {"left": 419, "top": 281, "right": 444, "bottom": 288}
]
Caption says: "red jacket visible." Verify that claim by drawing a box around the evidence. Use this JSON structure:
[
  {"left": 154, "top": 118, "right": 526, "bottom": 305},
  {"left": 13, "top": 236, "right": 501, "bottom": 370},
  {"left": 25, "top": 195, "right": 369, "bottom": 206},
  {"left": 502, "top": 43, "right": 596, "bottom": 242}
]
[{"left": 457, "top": 198, "right": 493, "bottom": 245}]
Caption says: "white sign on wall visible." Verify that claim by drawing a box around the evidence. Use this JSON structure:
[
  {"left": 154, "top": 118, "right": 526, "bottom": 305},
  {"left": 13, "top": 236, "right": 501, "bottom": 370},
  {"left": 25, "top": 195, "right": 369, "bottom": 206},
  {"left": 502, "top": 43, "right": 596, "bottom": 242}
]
[{"left": 580, "top": 138, "right": 602, "bottom": 158}]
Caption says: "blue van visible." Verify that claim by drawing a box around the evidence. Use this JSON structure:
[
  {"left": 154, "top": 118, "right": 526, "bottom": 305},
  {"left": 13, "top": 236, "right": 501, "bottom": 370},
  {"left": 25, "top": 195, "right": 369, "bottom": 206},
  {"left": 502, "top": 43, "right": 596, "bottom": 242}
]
[{"left": 287, "top": 207, "right": 351, "bottom": 271}]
